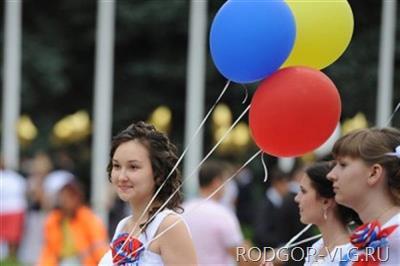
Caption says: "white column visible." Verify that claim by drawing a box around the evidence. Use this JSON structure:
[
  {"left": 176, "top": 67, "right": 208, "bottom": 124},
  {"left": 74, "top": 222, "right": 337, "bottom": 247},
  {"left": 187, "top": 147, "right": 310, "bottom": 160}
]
[
  {"left": 183, "top": 0, "right": 208, "bottom": 199},
  {"left": 91, "top": 0, "right": 115, "bottom": 224},
  {"left": 1, "top": 0, "right": 22, "bottom": 170},
  {"left": 376, "top": 0, "right": 397, "bottom": 127}
]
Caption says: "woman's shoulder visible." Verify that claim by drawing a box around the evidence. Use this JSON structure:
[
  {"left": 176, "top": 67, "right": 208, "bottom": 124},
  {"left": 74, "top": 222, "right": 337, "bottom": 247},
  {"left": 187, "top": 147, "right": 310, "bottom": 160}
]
[
  {"left": 157, "top": 210, "right": 183, "bottom": 229},
  {"left": 385, "top": 212, "right": 400, "bottom": 240},
  {"left": 45, "top": 209, "right": 69, "bottom": 225},
  {"left": 156, "top": 210, "right": 188, "bottom": 237},
  {"left": 76, "top": 205, "right": 102, "bottom": 219},
  {"left": 387, "top": 212, "right": 400, "bottom": 243}
]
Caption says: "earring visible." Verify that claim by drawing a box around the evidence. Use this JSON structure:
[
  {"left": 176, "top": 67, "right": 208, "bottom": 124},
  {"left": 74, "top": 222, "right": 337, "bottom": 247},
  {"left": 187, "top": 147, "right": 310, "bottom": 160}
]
[{"left": 323, "top": 209, "right": 328, "bottom": 220}]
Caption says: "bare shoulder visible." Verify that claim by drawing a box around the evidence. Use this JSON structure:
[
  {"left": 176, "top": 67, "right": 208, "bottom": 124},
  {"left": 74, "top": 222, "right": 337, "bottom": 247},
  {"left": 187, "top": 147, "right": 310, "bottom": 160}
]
[
  {"left": 157, "top": 212, "right": 197, "bottom": 265},
  {"left": 158, "top": 213, "right": 188, "bottom": 237}
]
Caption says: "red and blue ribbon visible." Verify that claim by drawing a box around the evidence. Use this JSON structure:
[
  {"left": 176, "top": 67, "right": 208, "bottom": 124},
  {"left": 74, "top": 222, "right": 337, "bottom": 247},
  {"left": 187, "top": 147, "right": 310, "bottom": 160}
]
[
  {"left": 111, "top": 233, "right": 144, "bottom": 265},
  {"left": 340, "top": 221, "right": 398, "bottom": 266}
]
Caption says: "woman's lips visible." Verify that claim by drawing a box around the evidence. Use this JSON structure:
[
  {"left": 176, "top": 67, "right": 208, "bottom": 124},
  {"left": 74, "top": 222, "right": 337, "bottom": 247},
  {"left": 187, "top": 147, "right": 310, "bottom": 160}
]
[{"left": 118, "top": 185, "right": 133, "bottom": 192}]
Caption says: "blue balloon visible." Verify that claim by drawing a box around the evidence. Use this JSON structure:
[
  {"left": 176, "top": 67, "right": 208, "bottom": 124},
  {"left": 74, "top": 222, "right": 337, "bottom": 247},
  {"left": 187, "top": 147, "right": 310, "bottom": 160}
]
[{"left": 210, "top": 0, "right": 296, "bottom": 83}]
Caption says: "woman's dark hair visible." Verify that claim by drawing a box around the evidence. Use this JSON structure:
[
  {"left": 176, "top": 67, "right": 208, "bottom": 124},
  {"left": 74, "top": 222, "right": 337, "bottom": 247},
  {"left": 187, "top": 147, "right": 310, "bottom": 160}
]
[
  {"left": 332, "top": 127, "right": 400, "bottom": 205},
  {"left": 107, "top": 121, "right": 183, "bottom": 227},
  {"left": 306, "top": 161, "right": 362, "bottom": 226}
]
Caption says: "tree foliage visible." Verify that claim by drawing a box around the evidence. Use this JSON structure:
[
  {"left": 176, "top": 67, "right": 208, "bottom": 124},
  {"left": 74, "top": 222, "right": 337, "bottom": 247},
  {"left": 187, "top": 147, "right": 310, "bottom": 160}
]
[{"left": 0, "top": 0, "right": 398, "bottom": 162}]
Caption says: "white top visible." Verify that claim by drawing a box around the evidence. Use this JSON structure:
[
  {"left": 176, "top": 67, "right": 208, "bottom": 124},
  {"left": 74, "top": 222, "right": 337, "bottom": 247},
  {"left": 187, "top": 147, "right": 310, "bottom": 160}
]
[
  {"left": 305, "top": 212, "right": 400, "bottom": 266},
  {"left": 183, "top": 198, "right": 243, "bottom": 266},
  {"left": 304, "top": 238, "right": 353, "bottom": 266},
  {"left": 0, "top": 169, "right": 27, "bottom": 213},
  {"left": 380, "top": 212, "right": 400, "bottom": 265},
  {"left": 99, "top": 209, "right": 178, "bottom": 266},
  {"left": 219, "top": 180, "right": 238, "bottom": 212}
]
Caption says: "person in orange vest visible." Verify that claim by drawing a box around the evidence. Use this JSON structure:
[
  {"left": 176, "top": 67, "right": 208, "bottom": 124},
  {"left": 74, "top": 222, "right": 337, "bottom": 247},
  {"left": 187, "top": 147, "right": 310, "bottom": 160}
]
[{"left": 37, "top": 180, "right": 108, "bottom": 266}]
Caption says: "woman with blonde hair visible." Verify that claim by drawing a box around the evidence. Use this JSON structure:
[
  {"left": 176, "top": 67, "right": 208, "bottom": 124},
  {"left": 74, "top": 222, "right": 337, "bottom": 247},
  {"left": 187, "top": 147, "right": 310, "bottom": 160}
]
[{"left": 328, "top": 127, "right": 400, "bottom": 265}]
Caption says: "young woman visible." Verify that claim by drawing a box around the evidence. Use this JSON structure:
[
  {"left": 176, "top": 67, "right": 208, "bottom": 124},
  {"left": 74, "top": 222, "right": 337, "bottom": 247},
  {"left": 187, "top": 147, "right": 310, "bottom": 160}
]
[
  {"left": 99, "top": 121, "right": 197, "bottom": 265},
  {"left": 327, "top": 127, "right": 400, "bottom": 265},
  {"left": 295, "top": 161, "right": 361, "bottom": 265}
]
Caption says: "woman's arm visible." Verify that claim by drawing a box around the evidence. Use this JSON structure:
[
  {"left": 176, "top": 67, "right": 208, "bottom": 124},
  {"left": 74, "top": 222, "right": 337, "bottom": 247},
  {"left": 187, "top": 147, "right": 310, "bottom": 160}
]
[{"left": 158, "top": 214, "right": 198, "bottom": 266}]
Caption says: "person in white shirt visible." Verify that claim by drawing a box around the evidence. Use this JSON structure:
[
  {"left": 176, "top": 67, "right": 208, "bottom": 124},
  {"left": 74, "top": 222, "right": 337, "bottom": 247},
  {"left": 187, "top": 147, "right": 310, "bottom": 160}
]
[
  {"left": 328, "top": 127, "right": 400, "bottom": 265},
  {"left": 99, "top": 121, "right": 196, "bottom": 265},
  {"left": 184, "top": 160, "right": 259, "bottom": 266},
  {"left": 0, "top": 158, "right": 27, "bottom": 261}
]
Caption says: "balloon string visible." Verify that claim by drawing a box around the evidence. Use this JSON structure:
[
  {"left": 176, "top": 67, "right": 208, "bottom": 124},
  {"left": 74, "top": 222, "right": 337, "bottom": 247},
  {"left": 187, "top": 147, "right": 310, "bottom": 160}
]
[
  {"left": 112, "top": 80, "right": 231, "bottom": 262},
  {"left": 283, "top": 224, "right": 313, "bottom": 249},
  {"left": 113, "top": 102, "right": 249, "bottom": 265},
  {"left": 261, "top": 152, "right": 268, "bottom": 182},
  {"left": 241, "top": 84, "right": 249, "bottom": 104},
  {"left": 135, "top": 104, "right": 251, "bottom": 239},
  {"left": 287, "top": 234, "right": 321, "bottom": 249},
  {"left": 113, "top": 148, "right": 260, "bottom": 266},
  {"left": 135, "top": 150, "right": 263, "bottom": 256},
  {"left": 385, "top": 101, "right": 400, "bottom": 126}
]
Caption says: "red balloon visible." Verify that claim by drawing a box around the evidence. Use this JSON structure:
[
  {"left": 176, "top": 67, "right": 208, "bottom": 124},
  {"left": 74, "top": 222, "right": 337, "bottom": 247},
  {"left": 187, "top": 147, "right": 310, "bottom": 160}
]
[{"left": 249, "top": 67, "right": 341, "bottom": 157}]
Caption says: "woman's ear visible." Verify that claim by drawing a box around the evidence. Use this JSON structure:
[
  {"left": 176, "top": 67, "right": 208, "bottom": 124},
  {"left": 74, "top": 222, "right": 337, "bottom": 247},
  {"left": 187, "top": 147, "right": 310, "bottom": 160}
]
[
  {"left": 367, "top": 164, "right": 384, "bottom": 186},
  {"left": 323, "top": 198, "right": 335, "bottom": 209}
]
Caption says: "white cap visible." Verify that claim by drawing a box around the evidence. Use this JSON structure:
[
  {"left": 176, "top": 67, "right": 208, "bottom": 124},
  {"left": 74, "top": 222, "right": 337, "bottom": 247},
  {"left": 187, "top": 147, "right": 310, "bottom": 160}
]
[{"left": 43, "top": 170, "right": 75, "bottom": 205}]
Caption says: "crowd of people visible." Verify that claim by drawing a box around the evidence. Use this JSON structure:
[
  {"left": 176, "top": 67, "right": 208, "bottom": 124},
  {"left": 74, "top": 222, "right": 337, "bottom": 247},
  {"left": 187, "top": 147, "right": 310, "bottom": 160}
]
[
  {"left": 0, "top": 152, "right": 111, "bottom": 266},
  {"left": 1, "top": 121, "right": 399, "bottom": 266}
]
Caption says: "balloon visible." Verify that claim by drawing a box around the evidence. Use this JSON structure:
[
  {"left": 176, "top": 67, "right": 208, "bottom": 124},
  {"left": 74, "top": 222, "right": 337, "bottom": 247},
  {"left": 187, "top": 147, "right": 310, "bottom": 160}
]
[
  {"left": 210, "top": 0, "right": 296, "bottom": 83},
  {"left": 249, "top": 67, "right": 341, "bottom": 157},
  {"left": 282, "top": 0, "right": 354, "bottom": 69},
  {"left": 314, "top": 123, "right": 341, "bottom": 158}
]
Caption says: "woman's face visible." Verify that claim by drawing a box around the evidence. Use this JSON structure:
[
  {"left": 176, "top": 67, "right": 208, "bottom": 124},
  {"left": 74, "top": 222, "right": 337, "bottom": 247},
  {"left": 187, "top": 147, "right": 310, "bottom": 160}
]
[
  {"left": 111, "top": 140, "right": 155, "bottom": 204},
  {"left": 295, "top": 174, "right": 325, "bottom": 225},
  {"left": 327, "top": 156, "right": 371, "bottom": 209}
]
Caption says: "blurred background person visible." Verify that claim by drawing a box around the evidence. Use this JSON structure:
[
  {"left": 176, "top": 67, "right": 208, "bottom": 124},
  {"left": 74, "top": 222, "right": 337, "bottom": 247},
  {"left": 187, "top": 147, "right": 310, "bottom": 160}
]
[
  {"left": 277, "top": 161, "right": 315, "bottom": 266},
  {"left": 18, "top": 152, "right": 53, "bottom": 265},
  {"left": 235, "top": 166, "right": 257, "bottom": 237},
  {"left": 25, "top": 152, "right": 53, "bottom": 211},
  {"left": 220, "top": 162, "right": 239, "bottom": 213},
  {"left": 42, "top": 169, "right": 75, "bottom": 211},
  {"left": 253, "top": 168, "right": 290, "bottom": 249},
  {"left": 37, "top": 180, "right": 108, "bottom": 266},
  {"left": 184, "top": 160, "right": 260, "bottom": 266},
  {"left": 0, "top": 157, "right": 27, "bottom": 265}
]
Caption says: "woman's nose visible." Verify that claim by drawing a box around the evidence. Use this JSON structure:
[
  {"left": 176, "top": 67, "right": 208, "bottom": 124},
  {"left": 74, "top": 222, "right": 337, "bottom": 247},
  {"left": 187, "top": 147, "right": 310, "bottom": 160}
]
[
  {"left": 327, "top": 168, "right": 336, "bottom": 181},
  {"left": 117, "top": 168, "right": 129, "bottom": 181}
]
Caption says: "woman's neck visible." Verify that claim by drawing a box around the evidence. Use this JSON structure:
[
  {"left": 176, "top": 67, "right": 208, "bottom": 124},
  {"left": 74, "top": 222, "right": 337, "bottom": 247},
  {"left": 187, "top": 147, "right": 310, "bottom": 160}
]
[
  {"left": 318, "top": 217, "right": 349, "bottom": 254},
  {"left": 355, "top": 194, "right": 399, "bottom": 225},
  {"left": 129, "top": 199, "right": 160, "bottom": 225}
]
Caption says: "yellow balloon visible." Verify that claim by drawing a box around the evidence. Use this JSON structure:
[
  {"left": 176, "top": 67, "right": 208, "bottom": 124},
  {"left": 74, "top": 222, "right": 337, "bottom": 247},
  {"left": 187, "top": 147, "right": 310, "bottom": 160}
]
[{"left": 282, "top": 0, "right": 354, "bottom": 69}]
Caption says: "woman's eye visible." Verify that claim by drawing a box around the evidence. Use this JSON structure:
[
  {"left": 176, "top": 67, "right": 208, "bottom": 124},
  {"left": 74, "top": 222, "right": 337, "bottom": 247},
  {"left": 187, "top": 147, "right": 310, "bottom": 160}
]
[{"left": 113, "top": 164, "right": 120, "bottom": 169}]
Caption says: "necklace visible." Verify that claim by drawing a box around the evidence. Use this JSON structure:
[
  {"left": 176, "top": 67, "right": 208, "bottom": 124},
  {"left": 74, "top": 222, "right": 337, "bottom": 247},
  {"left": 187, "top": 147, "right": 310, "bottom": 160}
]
[
  {"left": 325, "top": 234, "right": 348, "bottom": 253},
  {"left": 319, "top": 233, "right": 348, "bottom": 257}
]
